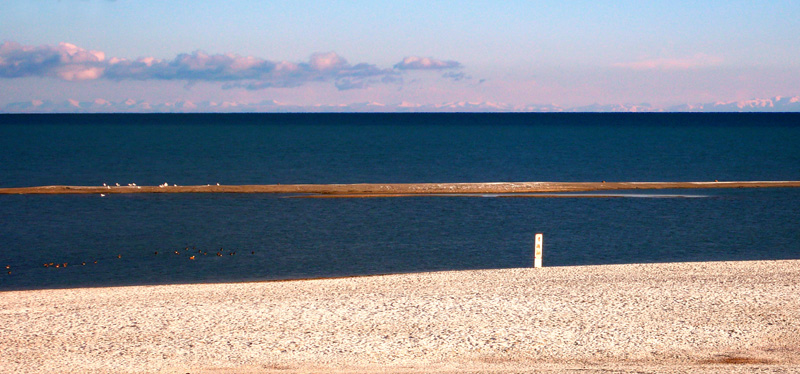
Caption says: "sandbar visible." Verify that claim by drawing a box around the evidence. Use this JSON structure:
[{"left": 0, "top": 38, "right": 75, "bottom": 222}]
[{"left": 1, "top": 180, "right": 800, "bottom": 196}]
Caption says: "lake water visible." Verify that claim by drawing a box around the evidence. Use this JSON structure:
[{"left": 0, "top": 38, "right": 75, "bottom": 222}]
[{"left": 1, "top": 113, "right": 799, "bottom": 290}]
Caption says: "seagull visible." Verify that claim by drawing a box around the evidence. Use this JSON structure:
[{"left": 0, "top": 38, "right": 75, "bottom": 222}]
[
  {"left": 115, "top": 183, "right": 120, "bottom": 186},
  {"left": 100, "top": 194, "right": 106, "bottom": 197}
]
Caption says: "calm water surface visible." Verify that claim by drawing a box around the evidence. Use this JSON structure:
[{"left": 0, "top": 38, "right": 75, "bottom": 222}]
[{"left": 1, "top": 113, "right": 798, "bottom": 290}]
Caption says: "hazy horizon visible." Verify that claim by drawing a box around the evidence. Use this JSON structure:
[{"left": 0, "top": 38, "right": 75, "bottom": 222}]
[{"left": 2, "top": 1, "right": 799, "bottom": 112}]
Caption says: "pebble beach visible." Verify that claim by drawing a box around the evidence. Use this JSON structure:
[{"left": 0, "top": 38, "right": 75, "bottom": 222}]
[{"left": 1, "top": 260, "right": 799, "bottom": 373}]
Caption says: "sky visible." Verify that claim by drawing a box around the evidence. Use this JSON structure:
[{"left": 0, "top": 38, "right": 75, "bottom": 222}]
[{"left": 1, "top": 0, "right": 800, "bottom": 111}]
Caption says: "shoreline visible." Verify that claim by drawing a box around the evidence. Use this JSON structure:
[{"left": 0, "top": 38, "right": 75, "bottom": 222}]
[
  {"left": 2, "top": 180, "right": 800, "bottom": 195},
  {"left": 2, "top": 260, "right": 799, "bottom": 373}
]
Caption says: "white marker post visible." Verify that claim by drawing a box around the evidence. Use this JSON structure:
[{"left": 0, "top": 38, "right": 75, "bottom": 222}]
[{"left": 534, "top": 233, "right": 543, "bottom": 268}]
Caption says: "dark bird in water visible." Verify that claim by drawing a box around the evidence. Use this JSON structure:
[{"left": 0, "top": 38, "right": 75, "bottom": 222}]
[
  {"left": 93, "top": 260, "right": 98, "bottom": 264},
  {"left": 82, "top": 262, "right": 86, "bottom": 266},
  {"left": 155, "top": 251, "right": 158, "bottom": 255},
  {"left": 216, "top": 252, "right": 222, "bottom": 257},
  {"left": 4, "top": 265, "right": 9, "bottom": 269},
  {"left": 189, "top": 256, "right": 195, "bottom": 260},
  {"left": 251, "top": 251, "right": 255, "bottom": 255},
  {"left": 117, "top": 254, "right": 122, "bottom": 258}
]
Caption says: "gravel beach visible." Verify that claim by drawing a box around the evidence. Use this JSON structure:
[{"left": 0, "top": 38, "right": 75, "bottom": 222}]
[{"left": 1, "top": 260, "right": 799, "bottom": 373}]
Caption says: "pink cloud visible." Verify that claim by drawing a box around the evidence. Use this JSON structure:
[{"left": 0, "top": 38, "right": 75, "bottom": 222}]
[
  {"left": 614, "top": 54, "right": 723, "bottom": 70},
  {"left": 394, "top": 56, "right": 462, "bottom": 70},
  {"left": 1, "top": 42, "right": 475, "bottom": 91},
  {"left": 0, "top": 41, "right": 106, "bottom": 81},
  {"left": 308, "top": 52, "right": 348, "bottom": 70},
  {"left": 1, "top": 41, "right": 400, "bottom": 90}
]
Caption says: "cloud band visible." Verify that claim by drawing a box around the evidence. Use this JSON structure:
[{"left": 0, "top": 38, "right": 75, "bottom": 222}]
[{"left": 0, "top": 42, "right": 464, "bottom": 90}]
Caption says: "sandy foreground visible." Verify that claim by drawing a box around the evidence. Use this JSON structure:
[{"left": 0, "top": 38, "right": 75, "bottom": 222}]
[{"left": 1, "top": 261, "right": 799, "bottom": 374}]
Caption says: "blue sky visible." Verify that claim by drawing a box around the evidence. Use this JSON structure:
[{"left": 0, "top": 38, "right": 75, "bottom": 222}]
[{"left": 2, "top": 1, "right": 799, "bottom": 110}]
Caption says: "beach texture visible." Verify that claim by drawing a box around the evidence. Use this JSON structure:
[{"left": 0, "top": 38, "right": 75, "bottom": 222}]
[{"left": 1, "top": 260, "right": 799, "bottom": 373}]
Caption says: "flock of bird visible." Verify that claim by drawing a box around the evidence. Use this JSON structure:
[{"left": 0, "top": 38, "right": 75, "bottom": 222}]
[
  {"left": 2, "top": 246, "right": 255, "bottom": 277},
  {"left": 154, "top": 245, "right": 255, "bottom": 259},
  {"left": 3, "top": 182, "right": 233, "bottom": 278},
  {"left": 102, "top": 182, "right": 142, "bottom": 189},
  {"left": 98, "top": 182, "right": 221, "bottom": 196},
  {"left": 3, "top": 182, "right": 230, "bottom": 277}
]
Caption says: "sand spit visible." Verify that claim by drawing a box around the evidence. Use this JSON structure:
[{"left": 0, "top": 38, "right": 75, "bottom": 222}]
[
  {"left": 1, "top": 180, "right": 800, "bottom": 196},
  {"left": 1, "top": 261, "right": 799, "bottom": 373}
]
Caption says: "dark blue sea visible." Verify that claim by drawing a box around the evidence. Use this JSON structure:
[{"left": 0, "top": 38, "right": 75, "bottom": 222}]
[{"left": 1, "top": 113, "right": 799, "bottom": 290}]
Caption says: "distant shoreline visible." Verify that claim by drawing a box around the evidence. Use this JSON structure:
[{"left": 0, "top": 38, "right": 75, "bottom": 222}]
[{"left": 2, "top": 180, "right": 799, "bottom": 196}]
